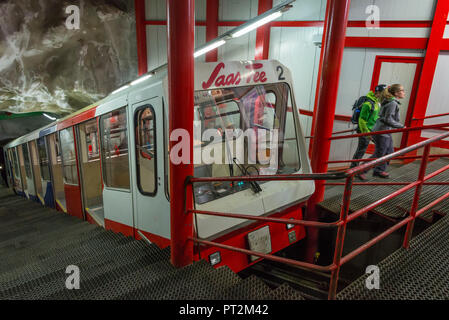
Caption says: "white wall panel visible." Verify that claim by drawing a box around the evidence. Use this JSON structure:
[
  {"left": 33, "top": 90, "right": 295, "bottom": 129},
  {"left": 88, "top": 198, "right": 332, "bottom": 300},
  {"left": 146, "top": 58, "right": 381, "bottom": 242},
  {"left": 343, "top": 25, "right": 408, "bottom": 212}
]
[
  {"left": 372, "top": 0, "right": 436, "bottom": 21},
  {"left": 217, "top": 27, "right": 256, "bottom": 60},
  {"left": 348, "top": 0, "right": 436, "bottom": 21},
  {"left": 346, "top": 27, "right": 431, "bottom": 38},
  {"left": 423, "top": 52, "right": 449, "bottom": 140},
  {"left": 273, "top": 0, "right": 325, "bottom": 21},
  {"left": 145, "top": 0, "right": 206, "bottom": 20},
  {"left": 219, "top": 0, "right": 258, "bottom": 21}
]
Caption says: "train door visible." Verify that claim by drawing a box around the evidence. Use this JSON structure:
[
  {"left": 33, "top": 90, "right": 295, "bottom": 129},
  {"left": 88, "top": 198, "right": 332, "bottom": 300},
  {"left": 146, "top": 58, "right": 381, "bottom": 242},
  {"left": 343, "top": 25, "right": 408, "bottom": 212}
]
[
  {"left": 37, "top": 137, "right": 55, "bottom": 208},
  {"left": 77, "top": 119, "right": 104, "bottom": 226},
  {"left": 47, "top": 132, "right": 66, "bottom": 212},
  {"left": 371, "top": 56, "right": 423, "bottom": 149},
  {"left": 130, "top": 98, "right": 170, "bottom": 246},
  {"left": 29, "top": 140, "right": 44, "bottom": 204},
  {"left": 59, "top": 127, "right": 84, "bottom": 219},
  {"left": 11, "top": 147, "right": 24, "bottom": 195},
  {"left": 99, "top": 105, "right": 134, "bottom": 236},
  {"left": 6, "top": 149, "right": 15, "bottom": 188},
  {"left": 17, "top": 144, "right": 31, "bottom": 199}
]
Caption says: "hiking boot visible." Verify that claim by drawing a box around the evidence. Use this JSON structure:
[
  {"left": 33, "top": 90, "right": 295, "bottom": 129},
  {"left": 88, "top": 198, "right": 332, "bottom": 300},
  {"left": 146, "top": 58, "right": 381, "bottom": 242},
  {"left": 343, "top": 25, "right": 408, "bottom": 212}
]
[
  {"left": 357, "top": 173, "right": 368, "bottom": 181},
  {"left": 373, "top": 171, "right": 389, "bottom": 178}
]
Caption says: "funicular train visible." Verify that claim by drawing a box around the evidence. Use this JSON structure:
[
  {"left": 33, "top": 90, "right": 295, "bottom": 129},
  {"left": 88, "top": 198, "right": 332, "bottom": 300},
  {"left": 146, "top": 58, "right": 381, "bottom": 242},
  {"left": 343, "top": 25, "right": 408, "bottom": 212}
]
[{"left": 3, "top": 60, "right": 315, "bottom": 272}]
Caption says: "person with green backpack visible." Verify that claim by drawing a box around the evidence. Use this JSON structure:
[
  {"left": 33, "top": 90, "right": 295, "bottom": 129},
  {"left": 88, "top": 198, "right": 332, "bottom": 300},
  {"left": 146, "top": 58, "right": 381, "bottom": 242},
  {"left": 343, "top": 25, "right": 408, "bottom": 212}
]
[{"left": 350, "top": 84, "right": 387, "bottom": 180}]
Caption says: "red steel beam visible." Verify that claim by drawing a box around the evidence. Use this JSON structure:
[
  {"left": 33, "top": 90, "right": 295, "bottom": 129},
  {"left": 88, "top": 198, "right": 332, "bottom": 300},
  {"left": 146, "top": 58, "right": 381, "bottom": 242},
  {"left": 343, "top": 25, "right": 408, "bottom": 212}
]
[
  {"left": 407, "top": 0, "right": 449, "bottom": 148},
  {"left": 205, "top": 0, "right": 219, "bottom": 62},
  {"left": 345, "top": 37, "right": 428, "bottom": 49},
  {"left": 307, "top": 0, "right": 351, "bottom": 265},
  {"left": 255, "top": 0, "right": 273, "bottom": 60},
  {"left": 167, "top": 0, "right": 195, "bottom": 268},
  {"left": 135, "top": 0, "right": 148, "bottom": 76}
]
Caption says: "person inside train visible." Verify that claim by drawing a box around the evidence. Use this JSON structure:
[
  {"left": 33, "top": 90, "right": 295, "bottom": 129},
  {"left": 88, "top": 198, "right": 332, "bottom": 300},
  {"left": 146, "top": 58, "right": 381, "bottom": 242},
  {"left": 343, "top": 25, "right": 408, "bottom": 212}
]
[
  {"left": 350, "top": 84, "right": 387, "bottom": 181},
  {"left": 370, "top": 84, "right": 406, "bottom": 178}
]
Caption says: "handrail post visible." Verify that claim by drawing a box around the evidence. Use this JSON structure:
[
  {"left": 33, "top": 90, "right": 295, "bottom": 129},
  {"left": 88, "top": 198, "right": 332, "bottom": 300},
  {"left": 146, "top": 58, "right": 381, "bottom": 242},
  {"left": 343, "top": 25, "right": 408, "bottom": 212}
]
[
  {"left": 402, "top": 144, "right": 431, "bottom": 249},
  {"left": 328, "top": 175, "right": 353, "bottom": 300}
]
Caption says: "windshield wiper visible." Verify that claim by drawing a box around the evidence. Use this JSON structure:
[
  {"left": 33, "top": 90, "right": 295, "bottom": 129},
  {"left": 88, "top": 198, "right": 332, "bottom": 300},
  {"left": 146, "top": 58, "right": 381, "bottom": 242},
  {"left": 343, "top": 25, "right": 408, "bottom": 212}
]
[{"left": 232, "top": 157, "right": 262, "bottom": 194}]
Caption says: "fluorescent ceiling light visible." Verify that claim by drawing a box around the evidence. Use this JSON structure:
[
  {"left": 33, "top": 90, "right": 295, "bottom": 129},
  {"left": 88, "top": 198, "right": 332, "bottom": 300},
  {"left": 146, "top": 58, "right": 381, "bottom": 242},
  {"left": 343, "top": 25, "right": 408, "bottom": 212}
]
[
  {"left": 131, "top": 74, "right": 152, "bottom": 86},
  {"left": 111, "top": 85, "right": 130, "bottom": 95},
  {"left": 43, "top": 113, "right": 57, "bottom": 121},
  {"left": 194, "top": 40, "right": 226, "bottom": 58},
  {"left": 231, "top": 11, "right": 282, "bottom": 38}
]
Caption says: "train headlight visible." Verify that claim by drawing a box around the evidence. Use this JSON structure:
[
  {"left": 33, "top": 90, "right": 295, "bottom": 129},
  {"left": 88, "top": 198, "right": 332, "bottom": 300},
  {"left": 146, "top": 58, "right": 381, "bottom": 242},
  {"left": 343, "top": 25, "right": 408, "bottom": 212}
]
[
  {"left": 286, "top": 218, "right": 295, "bottom": 230},
  {"left": 209, "top": 252, "right": 221, "bottom": 266}
]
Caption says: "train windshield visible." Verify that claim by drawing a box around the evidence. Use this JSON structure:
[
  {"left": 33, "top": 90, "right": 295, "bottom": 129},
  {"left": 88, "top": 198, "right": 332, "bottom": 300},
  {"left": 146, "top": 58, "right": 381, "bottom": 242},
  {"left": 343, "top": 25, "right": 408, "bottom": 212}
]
[{"left": 193, "top": 83, "right": 301, "bottom": 204}]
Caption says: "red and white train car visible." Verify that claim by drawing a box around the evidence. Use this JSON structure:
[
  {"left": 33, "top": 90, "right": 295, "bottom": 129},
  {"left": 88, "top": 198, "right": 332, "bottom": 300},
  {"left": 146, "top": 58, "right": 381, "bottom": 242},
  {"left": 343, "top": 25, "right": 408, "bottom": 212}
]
[{"left": 3, "top": 60, "right": 314, "bottom": 272}]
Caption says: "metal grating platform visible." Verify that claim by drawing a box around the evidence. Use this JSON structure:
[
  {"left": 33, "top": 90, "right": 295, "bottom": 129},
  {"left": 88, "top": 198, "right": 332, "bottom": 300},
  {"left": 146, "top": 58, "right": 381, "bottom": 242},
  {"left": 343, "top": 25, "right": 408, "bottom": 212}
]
[
  {"left": 337, "top": 214, "right": 449, "bottom": 300},
  {"left": 0, "top": 187, "right": 305, "bottom": 300}
]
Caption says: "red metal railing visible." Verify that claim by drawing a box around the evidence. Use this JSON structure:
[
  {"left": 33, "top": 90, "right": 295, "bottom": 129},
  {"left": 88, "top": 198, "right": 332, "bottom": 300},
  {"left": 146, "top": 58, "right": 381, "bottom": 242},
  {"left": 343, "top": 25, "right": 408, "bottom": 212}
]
[
  {"left": 184, "top": 125, "right": 449, "bottom": 300},
  {"left": 413, "top": 111, "right": 449, "bottom": 121}
]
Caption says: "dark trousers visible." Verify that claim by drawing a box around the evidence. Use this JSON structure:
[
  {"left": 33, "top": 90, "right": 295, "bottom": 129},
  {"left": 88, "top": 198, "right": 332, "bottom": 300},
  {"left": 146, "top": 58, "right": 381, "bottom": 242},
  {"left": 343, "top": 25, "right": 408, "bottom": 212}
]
[
  {"left": 350, "top": 136, "right": 371, "bottom": 168},
  {"left": 372, "top": 134, "right": 394, "bottom": 174}
]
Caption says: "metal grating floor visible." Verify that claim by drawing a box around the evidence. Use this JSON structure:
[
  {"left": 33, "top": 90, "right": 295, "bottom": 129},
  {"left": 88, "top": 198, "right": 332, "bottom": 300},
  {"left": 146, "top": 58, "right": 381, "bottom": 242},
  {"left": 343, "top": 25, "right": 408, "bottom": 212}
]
[
  {"left": 0, "top": 187, "right": 305, "bottom": 300},
  {"left": 337, "top": 214, "right": 449, "bottom": 300}
]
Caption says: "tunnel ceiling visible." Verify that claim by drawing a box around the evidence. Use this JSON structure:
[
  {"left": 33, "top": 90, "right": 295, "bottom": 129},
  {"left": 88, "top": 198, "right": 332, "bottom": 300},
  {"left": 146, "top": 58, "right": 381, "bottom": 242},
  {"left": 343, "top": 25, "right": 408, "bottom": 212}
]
[{"left": 0, "top": 0, "right": 138, "bottom": 144}]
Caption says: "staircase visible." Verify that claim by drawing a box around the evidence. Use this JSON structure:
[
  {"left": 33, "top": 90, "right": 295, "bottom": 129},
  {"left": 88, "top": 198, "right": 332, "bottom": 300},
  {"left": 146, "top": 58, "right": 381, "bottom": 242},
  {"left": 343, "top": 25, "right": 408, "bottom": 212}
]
[
  {"left": 0, "top": 187, "right": 305, "bottom": 300},
  {"left": 319, "top": 158, "right": 449, "bottom": 222}
]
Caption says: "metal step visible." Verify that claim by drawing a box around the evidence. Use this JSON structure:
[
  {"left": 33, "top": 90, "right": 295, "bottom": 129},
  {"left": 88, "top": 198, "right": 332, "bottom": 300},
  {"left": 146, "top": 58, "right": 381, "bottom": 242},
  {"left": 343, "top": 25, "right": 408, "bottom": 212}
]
[
  {"left": 319, "top": 161, "right": 421, "bottom": 215},
  {"left": 320, "top": 159, "right": 449, "bottom": 221},
  {"left": 337, "top": 214, "right": 449, "bottom": 300}
]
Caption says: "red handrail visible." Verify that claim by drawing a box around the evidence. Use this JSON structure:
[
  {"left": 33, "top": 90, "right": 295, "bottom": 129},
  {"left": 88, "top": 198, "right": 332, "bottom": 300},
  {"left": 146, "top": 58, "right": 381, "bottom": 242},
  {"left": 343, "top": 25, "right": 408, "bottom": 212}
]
[
  {"left": 183, "top": 127, "right": 449, "bottom": 300},
  {"left": 413, "top": 111, "right": 449, "bottom": 121}
]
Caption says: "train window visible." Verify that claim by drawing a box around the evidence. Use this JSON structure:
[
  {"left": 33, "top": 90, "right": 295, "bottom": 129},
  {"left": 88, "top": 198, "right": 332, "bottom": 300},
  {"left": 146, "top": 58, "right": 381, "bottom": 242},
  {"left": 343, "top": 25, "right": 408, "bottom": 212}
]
[
  {"left": 37, "top": 137, "right": 51, "bottom": 181},
  {"left": 22, "top": 143, "right": 32, "bottom": 179},
  {"left": 100, "top": 107, "right": 130, "bottom": 190},
  {"left": 60, "top": 128, "right": 78, "bottom": 185},
  {"left": 135, "top": 106, "right": 156, "bottom": 195},
  {"left": 280, "top": 88, "right": 300, "bottom": 174},
  {"left": 192, "top": 83, "right": 301, "bottom": 204}
]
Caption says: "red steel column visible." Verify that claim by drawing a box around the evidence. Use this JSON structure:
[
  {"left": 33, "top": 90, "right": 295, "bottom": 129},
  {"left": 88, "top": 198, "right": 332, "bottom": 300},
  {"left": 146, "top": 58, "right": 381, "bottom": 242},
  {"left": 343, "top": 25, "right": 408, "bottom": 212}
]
[
  {"left": 255, "top": 0, "right": 273, "bottom": 60},
  {"left": 167, "top": 0, "right": 195, "bottom": 268},
  {"left": 308, "top": 0, "right": 330, "bottom": 156},
  {"left": 206, "top": 0, "right": 219, "bottom": 62},
  {"left": 407, "top": 0, "right": 449, "bottom": 148},
  {"left": 135, "top": 0, "right": 148, "bottom": 75},
  {"left": 306, "top": 0, "right": 351, "bottom": 262}
]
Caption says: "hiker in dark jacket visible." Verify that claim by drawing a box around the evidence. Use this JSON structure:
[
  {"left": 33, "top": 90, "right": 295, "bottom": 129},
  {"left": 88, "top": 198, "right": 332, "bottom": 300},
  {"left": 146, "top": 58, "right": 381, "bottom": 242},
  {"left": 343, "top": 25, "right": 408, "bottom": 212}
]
[
  {"left": 370, "top": 84, "right": 406, "bottom": 178},
  {"left": 350, "top": 84, "right": 387, "bottom": 180}
]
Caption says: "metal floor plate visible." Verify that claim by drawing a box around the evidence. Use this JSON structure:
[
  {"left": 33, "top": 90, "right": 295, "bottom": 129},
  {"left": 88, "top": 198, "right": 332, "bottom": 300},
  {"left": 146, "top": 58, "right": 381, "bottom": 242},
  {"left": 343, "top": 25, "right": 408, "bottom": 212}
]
[
  {"left": 0, "top": 187, "right": 306, "bottom": 300},
  {"left": 337, "top": 214, "right": 449, "bottom": 300}
]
